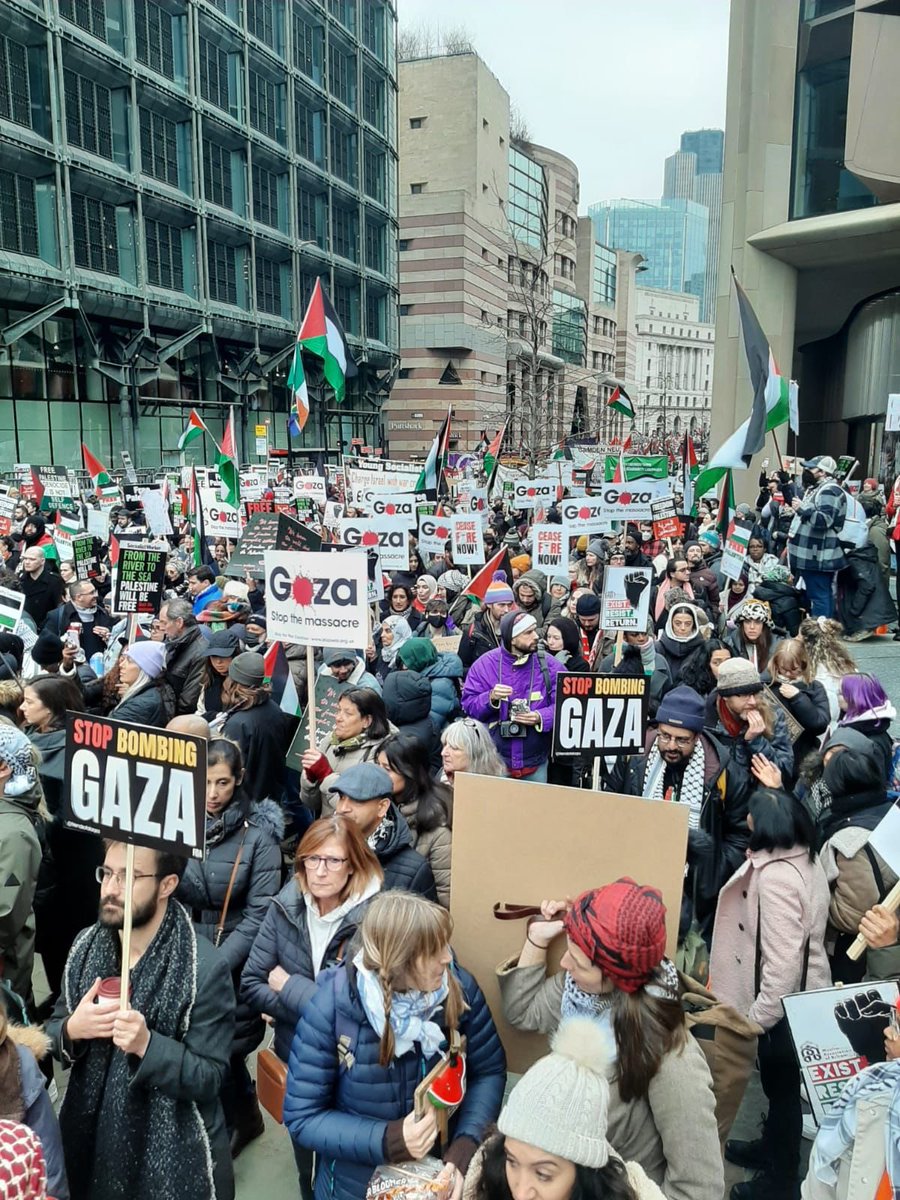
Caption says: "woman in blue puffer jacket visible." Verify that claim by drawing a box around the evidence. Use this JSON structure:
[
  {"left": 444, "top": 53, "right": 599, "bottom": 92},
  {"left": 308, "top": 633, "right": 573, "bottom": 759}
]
[
  {"left": 395, "top": 638, "right": 463, "bottom": 732},
  {"left": 284, "top": 892, "right": 506, "bottom": 1200}
]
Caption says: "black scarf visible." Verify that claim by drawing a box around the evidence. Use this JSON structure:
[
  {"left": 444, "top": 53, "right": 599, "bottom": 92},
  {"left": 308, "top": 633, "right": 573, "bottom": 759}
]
[{"left": 59, "top": 901, "right": 218, "bottom": 1200}]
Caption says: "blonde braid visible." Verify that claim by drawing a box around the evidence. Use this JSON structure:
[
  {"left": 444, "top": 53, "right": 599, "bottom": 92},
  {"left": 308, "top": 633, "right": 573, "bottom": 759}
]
[{"left": 379, "top": 972, "right": 395, "bottom": 1066}]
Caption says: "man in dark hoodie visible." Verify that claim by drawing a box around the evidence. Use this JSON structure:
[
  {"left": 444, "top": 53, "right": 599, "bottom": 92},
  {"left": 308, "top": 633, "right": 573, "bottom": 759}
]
[{"left": 328, "top": 762, "right": 437, "bottom": 900}]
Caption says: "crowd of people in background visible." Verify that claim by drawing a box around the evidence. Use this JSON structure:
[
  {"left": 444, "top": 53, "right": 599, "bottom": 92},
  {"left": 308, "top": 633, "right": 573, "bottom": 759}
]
[{"left": 3, "top": 449, "right": 900, "bottom": 1200}]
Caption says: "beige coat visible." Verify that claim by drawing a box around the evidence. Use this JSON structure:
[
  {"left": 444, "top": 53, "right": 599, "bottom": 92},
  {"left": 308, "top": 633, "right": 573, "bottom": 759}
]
[
  {"left": 397, "top": 797, "right": 452, "bottom": 908},
  {"left": 463, "top": 1140, "right": 666, "bottom": 1200},
  {"left": 300, "top": 729, "right": 394, "bottom": 815},
  {"left": 496, "top": 959, "right": 723, "bottom": 1200},
  {"left": 821, "top": 826, "right": 898, "bottom": 936},
  {"left": 801, "top": 1095, "right": 889, "bottom": 1200}
]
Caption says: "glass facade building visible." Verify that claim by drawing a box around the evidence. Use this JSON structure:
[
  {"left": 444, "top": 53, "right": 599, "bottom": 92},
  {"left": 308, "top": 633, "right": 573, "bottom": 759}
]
[
  {"left": 508, "top": 146, "right": 547, "bottom": 251},
  {"left": 551, "top": 289, "right": 587, "bottom": 366},
  {"left": 679, "top": 129, "right": 724, "bottom": 175},
  {"left": 588, "top": 198, "right": 709, "bottom": 317},
  {"left": 0, "top": 0, "right": 399, "bottom": 469}
]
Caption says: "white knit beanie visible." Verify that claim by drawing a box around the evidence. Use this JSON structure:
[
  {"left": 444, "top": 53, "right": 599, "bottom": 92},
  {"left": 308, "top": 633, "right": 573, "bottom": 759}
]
[{"left": 497, "top": 1017, "right": 611, "bottom": 1168}]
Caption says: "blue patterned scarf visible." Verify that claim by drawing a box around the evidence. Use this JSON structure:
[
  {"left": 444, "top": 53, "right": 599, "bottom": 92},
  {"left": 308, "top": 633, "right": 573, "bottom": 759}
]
[{"left": 353, "top": 951, "right": 449, "bottom": 1058}]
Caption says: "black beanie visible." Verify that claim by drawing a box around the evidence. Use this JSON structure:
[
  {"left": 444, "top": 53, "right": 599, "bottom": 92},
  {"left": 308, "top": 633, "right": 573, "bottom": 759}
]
[{"left": 32, "top": 632, "right": 64, "bottom": 666}]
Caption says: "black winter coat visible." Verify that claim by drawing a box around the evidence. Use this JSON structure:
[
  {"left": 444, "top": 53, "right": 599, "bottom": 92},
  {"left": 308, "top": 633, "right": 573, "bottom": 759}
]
[
  {"left": 656, "top": 631, "right": 705, "bottom": 686},
  {"left": 241, "top": 878, "right": 378, "bottom": 1061},
  {"left": 221, "top": 699, "right": 289, "bottom": 804},
  {"left": 166, "top": 626, "right": 208, "bottom": 716},
  {"left": 176, "top": 796, "right": 283, "bottom": 1055},
  {"left": 459, "top": 612, "right": 500, "bottom": 669},
  {"left": 768, "top": 679, "right": 830, "bottom": 775},
  {"left": 110, "top": 680, "right": 173, "bottom": 727},
  {"left": 375, "top": 803, "right": 438, "bottom": 901},
  {"left": 838, "top": 544, "right": 899, "bottom": 635},
  {"left": 753, "top": 580, "right": 806, "bottom": 637},
  {"left": 381, "top": 671, "right": 436, "bottom": 755}
]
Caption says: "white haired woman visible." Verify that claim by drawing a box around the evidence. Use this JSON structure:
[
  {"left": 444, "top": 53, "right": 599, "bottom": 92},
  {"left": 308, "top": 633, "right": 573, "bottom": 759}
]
[{"left": 440, "top": 718, "right": 509, "bottom": 788}]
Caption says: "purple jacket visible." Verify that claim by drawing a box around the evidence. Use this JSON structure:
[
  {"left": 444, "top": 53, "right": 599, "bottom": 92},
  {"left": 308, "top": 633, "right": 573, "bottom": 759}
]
[{"left": 461, "top": 646, "right": 564, "bottom": 772}]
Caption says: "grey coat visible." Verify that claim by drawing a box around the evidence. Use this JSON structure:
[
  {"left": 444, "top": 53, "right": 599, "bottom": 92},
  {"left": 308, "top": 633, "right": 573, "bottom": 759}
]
[{"left": 0, "top": 786, "right": 43, "bottom": 1003}]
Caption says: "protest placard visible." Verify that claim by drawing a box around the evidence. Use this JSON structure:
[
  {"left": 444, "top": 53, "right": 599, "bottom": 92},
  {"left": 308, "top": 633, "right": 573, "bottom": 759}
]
[
  {"left": 199, "top": 487, "right": 241, "bottom": 538},
  {"left": 532, "top": 524, "right": 567, "bottom": 574},
  {"left": 553, "top": 674, "right": 649, "bottom": 758},
  {"left": 368, "top": 493, "right": 421, "bottom": 520},
  {"left": 0, "top": 493, "right": 16, "bottom": 536},
  {"left": 239, "top": 470, "right": 265, "bottom": 501},
  {"left": 450, "top": 515, "right": 484, "bottom": 565},
  {"left": 783, "top": 981, "right": 900, "bottom": 1125},
  {"left": 431, "top": 634, "right": 462, "bottom": 655},
  {"left": 0, "top": 586, "right": 25, "bottom": 633},
  {"left": 264, "top": 549, "right": 368, "bottom": 650},
  {"left": 112, "top": 547, "right": 167, "bottom": 615},
  {"left": 513, "top": 478, "right": 556, "bottom": 509},
  {"left": 560, "top": 485, "right": 669, "bottom": 531},
  {"left": 450, "top": 774, "right": 689, "bottom": 1071},
  {"left": 14, "top": 464, "right": 36, "bottom": 502},
  {"left": 599, "top": 566, "right": 653, "bottom": 631},
  {"left": 120, "top": 450, "right": 138, "bottom": 484},
  {"left": 418, "top": 514, "right": 454, "bottom": 556},
  {"left": 339, "top": 517, "right": 409, "bottom": 571},
  {"left": 651, "top": 497, "right": 682, "bottom": 541},
  {"left": 226, "top": 511, "right": 321, "bottom": 578},
  {"left": 72, "top": 535, "right": 100, "bottom": 581},
  {"left": 86, "top": 506, "right": 110, "bottom": 541},
  {"left": 36, "top": 465, "right": 78, "bottom": 512},
  {"left": 603, "top": 454, "right": 668, "bottom": 482},
  {"left": 721, "top": 518, "right": 753, "bottom": 582},
  {"left": 285, "top": 675, "right": 352, "bottom": 769},
  {"left": 138, "top": 487, "right": 174, "bottom": 536},
  {"left": 293, "top": 474, "right": 327, "bottom": 503},
  {"left": 63, "top": 714, "right": 207, "bottom": 859}
]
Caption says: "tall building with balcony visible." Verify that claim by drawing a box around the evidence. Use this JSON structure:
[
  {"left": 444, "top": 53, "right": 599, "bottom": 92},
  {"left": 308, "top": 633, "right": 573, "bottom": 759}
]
[
  {"left": 392, "top": 50, "right": 630, "bottom": 462},
  {"left": 713, "top": 0, "right": 900, "bottom": 482},
  {"left": 0, "top": 0, "right": 399, "bottom": 469}
]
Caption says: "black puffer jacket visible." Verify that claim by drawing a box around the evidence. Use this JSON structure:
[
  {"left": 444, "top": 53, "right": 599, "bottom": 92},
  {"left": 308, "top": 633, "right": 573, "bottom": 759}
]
[
  {"left": 768, "top": 678, "right": 830, "bottom": 775},
  {"left": 838, "top": 544, "right": 899, "bottom": 635},
  {"left": 753, "top": 579, "right": 806, "bottom": 637},
  {"left": 374, "top": 802, "right": 438, "bottom": 901},
  {"left": 177, "top": 795, "right": 284, "bottom": 1055},
  {"left": 382, "top": 670, "right": 436, "bottom": 754},
  {"left": 109, "top": 679, "right": 174, "bottom": 727},
  {"left": 221, "top": 699, "right": 289, "bottom": 804}
]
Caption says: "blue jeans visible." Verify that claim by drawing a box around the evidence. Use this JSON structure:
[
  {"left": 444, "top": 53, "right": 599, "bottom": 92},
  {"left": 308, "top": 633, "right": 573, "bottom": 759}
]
[{"left": 800, "top": 569, "right": 836, "bottom": 619}]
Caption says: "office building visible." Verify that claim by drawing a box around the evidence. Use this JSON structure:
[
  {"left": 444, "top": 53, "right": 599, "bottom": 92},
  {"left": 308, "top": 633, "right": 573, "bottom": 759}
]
[
  {"left": 589, "top": 197, "right": 709, "bottom": 320},
  {"left": 0, "top": 0, "right": 399, "bottom": 469},
  {"left": 392, "top": 51, "right": 630, "bottom": 461},
  {"left": 663, "top": 129, "right": 724, "bottom": 322},
  {"left": 712, "top": 0, "right": 900, "bottom": 480},
  {"left": 634, "top": 288, "right": 714, "bottom": 439}
]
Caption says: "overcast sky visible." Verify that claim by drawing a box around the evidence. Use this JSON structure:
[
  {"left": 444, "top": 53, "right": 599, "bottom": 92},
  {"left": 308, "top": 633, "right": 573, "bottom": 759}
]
[{"left": 397, "top": 0, "right": 731, "bottom": 208}]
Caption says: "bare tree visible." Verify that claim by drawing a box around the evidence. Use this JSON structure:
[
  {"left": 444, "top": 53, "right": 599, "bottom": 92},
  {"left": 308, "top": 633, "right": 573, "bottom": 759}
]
[
  {"left": 398, "top": 23, "right": 475, "bottom": 61},
  {"left": 509, "top": 104, "right": 531, "bottom": 143}
]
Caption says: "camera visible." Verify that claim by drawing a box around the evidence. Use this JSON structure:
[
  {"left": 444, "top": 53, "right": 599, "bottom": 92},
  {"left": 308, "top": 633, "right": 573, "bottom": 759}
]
[{"left": 500, "top": 699, "right": 530, "bottom": 739}]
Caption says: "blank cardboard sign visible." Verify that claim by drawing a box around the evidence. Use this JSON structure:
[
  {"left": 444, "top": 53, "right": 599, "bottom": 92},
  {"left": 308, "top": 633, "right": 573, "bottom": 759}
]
[{"left": 449, "top": 775, "right": 689, "bottom": 1074}]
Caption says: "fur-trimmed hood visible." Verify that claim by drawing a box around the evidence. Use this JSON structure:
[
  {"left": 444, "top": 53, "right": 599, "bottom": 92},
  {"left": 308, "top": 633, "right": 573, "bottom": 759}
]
[
  {"left": 2, "top": 1022, "right": 50, "bottom": 1061},
  {"left": 250, "top": 796, "right": 285, "bottom": 841}
]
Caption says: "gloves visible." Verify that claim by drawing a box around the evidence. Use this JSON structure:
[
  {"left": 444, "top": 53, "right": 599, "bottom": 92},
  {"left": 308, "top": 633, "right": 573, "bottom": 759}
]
[
  {"left": 623, "top": 571, "right": 650, "bottom": 609},
  {"left": 834, "top": 990, "right": 893, "bottom": 1065}
]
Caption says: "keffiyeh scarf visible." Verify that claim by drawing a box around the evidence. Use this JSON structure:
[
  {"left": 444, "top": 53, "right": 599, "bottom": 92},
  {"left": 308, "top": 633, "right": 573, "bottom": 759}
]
[
  {"left": 642, "top": 742, "right": 706, "bottom": 830},
  {"left": 353, "top": 951, "right": 449, "bottom": 1058},
  {"left": 811, "top": 1060, "right": 900, "bottom": 1192}
]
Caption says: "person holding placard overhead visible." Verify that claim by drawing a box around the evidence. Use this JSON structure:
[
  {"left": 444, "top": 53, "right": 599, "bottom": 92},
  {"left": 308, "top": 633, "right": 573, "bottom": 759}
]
[{"left": 47, "top": 840, "right": 236, "bottom": 1200}]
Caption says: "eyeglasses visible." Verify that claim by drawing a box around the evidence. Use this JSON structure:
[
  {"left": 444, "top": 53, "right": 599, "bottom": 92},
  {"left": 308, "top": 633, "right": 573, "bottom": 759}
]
[
  {"left": 657, "top": 731, "right": 696, "bottom": 749},
  {"left": 95, "top": 866, "right": 161, "bottom": 887},
  {"left": 302, "top": 855, "right": 349, "bottom": 872}
]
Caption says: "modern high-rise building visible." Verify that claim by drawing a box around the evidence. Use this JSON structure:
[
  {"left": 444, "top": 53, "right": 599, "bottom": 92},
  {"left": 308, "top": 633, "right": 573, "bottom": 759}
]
[
  {"left": 712, "top": 0, "right": 899, "bottom": 482},
  {"left": 663, "top": 129, "right": 724, "bottom": 322},
  {"left": 391, "top": 51, "right": 631, "bottom": 462},
  {"left": 589, "top": 197, "right": 709, "bottom": 317},
  {"left": 0, "top": 0, "right": 399, "bottom": 470}
]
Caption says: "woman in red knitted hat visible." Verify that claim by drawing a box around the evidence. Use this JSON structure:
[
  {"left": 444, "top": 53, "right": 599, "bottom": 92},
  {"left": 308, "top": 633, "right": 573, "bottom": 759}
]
[{"left": 497, "top": 880, "right": 722, "bottom": 1200}]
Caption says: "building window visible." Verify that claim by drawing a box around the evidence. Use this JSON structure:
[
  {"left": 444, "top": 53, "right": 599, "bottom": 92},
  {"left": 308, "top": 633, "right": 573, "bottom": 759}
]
[
  {"left": 249, "top": 70, "right": 283, "bottom": 142},
  {"left": 363, "top": 145, "right": 385, "bottom": 204},
  {"left": 329, "top": 122, "right": 357, "bottom": 186},
  {"left": 409, "top": 117, "right": 424, "bottom": 129},
  {"left": 364, "top": 217, "right": 385, "bottom": 272},
  {"left": 333, "top": 279, "right": 359, "bottom": 334},
  {"left": 328, "top": 0, "right": 355, "bottom": 33},
  {"left": 399, "top": 304, "right": 410, "bottom": 316},
  {"left": 293, "top": 9, "right": 323, "bottom": 84},
  {"left": 332, "top": 202, "right": 358, "bottom": 261},
  {"left": 198, "top": 39, "right": 231, "bottom": 114},
  {"left": 203, "top": 138, "right": 233, "bottom": 210},
  {"left": 134, "top": 0, "right": 174, "bottom": 79},
  {"left": 328, "top": 42, "right": 356, "bottom": 110},
  {"left": 71, "top": 192, "right": 119, "bottom": 274},
  {"left": 208, "top": 239, "right": 237, "bottom": 304},
  {"left": 366, "top": 289, "right": 386, "bottom": 340},
  {"left": 295, "top": 96, "right": 324, "bottom": 166},
  {"left": 248, "top": 0, "right": 280, "bottom": 52},
  {"left": 252, "top": 163, "right": 280, "bottom": 229},
  {"left": 59, "top": 0, "right": 107, "bottom": 42},
  {"left": 410, "top": 182, "right": 425, "bottom": 194},
  {"left": 297, "top": 185, "right": 327, "bottom": 248},
  {"left": 64, "top": 70, "right": 113, "bottom": 160},
  {"left": 0, "top": 36, "right": 32, "bottom": 130},
  {"left": 592, "top": 242, "right": 617, "bottom": 305},
  {"left": 139, "top": 108, "right": 178, "bottom": 187},
  {"left": 362, "top": 2, "right": 385, "bottom": 60},
  {"left": 0, "top": 171, "right": 38, "bottom": 256},
  {"left": 508, "top": 145, "right": 547, "bottom": 250},
  {"left": 144, "top": 217, "right": 183, "bottom": 290},
  {"left": 255, "top": 254, "right": 282, "bottom": 315},
  {"left": 552, "top": 289, "right": 587, "bottom": 365},
  {"left": 362, "top": 71, "right": 384, "bottom": 132}
]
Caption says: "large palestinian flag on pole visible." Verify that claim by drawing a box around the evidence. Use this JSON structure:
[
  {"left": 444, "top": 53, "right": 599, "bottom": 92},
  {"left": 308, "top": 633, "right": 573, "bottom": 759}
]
[
  {"left": 607, "top": 386, "right": 636, "bottom": 422},
  {"left": 298, "top": 279, "right": 357, "bottom": 404},
  {"left": 177, "top": 408, "right": 210, "bottom": 451}
]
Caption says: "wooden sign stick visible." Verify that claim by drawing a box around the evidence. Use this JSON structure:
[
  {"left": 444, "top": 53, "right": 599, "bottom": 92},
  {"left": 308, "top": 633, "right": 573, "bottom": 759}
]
[
  {"left": 119, "top": 842, "right": 135, "bottom": 1011},
  {"left": 306, "top": 645, "right": 317, "bottom": 748},
  {"left": 847, "top": 879, "right": 900, "bottom": 961}
]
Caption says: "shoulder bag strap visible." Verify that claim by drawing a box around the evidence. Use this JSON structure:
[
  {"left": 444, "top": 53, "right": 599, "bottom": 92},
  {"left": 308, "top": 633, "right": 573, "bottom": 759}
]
[{"left": 214, "top": 823, "right": 249, "bottom": 948}]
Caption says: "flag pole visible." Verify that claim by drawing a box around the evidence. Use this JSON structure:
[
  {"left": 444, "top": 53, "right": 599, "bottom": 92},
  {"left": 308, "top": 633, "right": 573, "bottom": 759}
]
[{"left": 770, "top": 425, "right": 785, "bottom": 473}]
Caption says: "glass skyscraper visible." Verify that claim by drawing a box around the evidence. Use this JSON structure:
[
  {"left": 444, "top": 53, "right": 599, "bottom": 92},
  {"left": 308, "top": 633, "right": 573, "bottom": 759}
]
[
  {"left": 0, "top": 0, "right": 399, "bottom": 469},
  {"left": 588, "top": 198, "right": 709, "bottom": 315}
]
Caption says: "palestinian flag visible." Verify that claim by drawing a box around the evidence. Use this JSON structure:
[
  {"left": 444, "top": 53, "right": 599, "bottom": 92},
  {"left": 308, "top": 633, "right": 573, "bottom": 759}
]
[
  {"left": 264, "top": 641, "right": 301, "bottom": 717},
  {"left": 715, "top": 470, "right": 736, "bottom": 543},
  {"left": 622, "top": 434, "right": 633, "bottom": 452},
  {"left": 286, "top": 339, "right": 310, "bottom": 436},
  {"left": 416, "top": 406, "right": 452, "bottom": 497},
  {"left": 465, "top": 546, "right": 514, "bottom": 605},
  {"left": 0, "top": 587, "right": 24, "bottom": 633},
  {"left": 81, "top": 444, "right": 112, "bottom": 489},
  {"left": 611, "top": 450, "right": 626, "bottom": 484},
  {"left": 54, "top": 511, "right": 81, "bottom": 544},
  {"left": 298, "top": 278, "right": 357, "bottom": 404},
  {"left": 484, "top": 417, "right": 509, "bottom": 495},
  {"left": 177, "top": 408, "right": 210, "bottom": 451},
  {"left": 216, "top": 409, "right": 241, "bottom": 511},
  {"left": 682, "top": 435, "right": 698, "bottom": 517},
  {"left": 607, "top": 386, "right": 635, "bottom": 422}
]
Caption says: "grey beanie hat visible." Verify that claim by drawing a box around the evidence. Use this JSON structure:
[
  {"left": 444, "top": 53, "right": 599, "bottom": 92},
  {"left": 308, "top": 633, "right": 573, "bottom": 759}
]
[
  {"left": 716, "top": 656, "right": 763, "bottom": 696},
  {"left": 228, "top": 652, "right": 265, "bottom": 687},
  {"left": 498, "top": 1017, "right": 611, "bottom": 1168}
]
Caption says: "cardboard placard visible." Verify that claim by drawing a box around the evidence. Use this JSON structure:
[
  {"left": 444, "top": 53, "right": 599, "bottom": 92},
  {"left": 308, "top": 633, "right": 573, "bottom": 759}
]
[
  {"left": 430, "top": 634, "right": 462, "bottom": 655},
  {"left": 285, "top": 675, "right": 352, "bottom": 770},
  {"left": 240, "top": 470, "right": 265, "bottom": 501},
  {"left": 87, "top": 507, "right": 110, "bottom": 541},
  {"left": 513, "top": 478, "right": 557, "bottom": 510},
  {"left": 199, "top": 487, "right": 241, "bottom": 538},
  {"left": 0, "top": 585, "right": 25, "bottom": 633},
  {"left": 264, "top": 549, "right": 368, "bottom": 648},
  {"left": 450, "top": 515, "right": 484, "bottom": 565},
  {"left": 599, "top": 566, "right": 653, "bottom": 631},
  {"left": 558, "top": 498, "right": 614, "bottom": 535},
  {"left": 138, "top": 487, "right": 174, "bottom": 536},
  {"left": 62, "top": 714, "right": 208, "bottom": 859},
  {"left": 368, "top": 493, "right": 421, "bottom": 520},
  {"left": 553, "top": 674, "right": 649, "bottom": 758},
  {"left": 783, "top": 981, "right": 900, "bottom": 1126},
  {"left": 418, "top": 514, "right": 454, "bottom": 556},
  {"left": 532, "top": 525, "right": 567, "bottom": 574},
  {"left": 36, "top": 465, "right": 78, "bottom": 512},
  {"left": 112, "top": 547, "right": 167, "bottom": 615},
  {"left": 293, "top": 474, "right": 328, "bottom": 503},
  {"left": 226, "top": 511, "right": 322, "bottom": 579},
  {"left": 721, "top": 519, "right": 753, "bottom": 582},
  {"left": 0, "top": 493, "right": 16, "bottom": 536},
  {"left": 650, "top": 497, "right": 682, "bottom": 540},
  {"left": 449, "top": 775, "right": 690, "bottom": 1073},
  {"left": 339, "top": 517, "right": 410, "bottom": 571}
]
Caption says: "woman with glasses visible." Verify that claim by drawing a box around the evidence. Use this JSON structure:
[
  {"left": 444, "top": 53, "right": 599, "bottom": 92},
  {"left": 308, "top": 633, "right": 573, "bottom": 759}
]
[
  {"left": 242, "top": 815, "right": 383, "bottom": 1200},
  {"left": 176, "top": 738, "right": 283, "bottom": 1160}
]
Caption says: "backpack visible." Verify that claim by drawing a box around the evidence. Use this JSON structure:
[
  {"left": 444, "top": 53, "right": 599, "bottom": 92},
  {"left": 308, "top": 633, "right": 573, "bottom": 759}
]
[{"left": 678, "top": 970, "right": 759, "bottom": 1146}]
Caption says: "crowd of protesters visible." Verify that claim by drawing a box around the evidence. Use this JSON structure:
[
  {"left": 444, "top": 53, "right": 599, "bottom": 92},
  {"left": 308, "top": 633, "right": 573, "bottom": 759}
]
[{"left": 3, "top": 450, "right": 900, "bottom": 1200}]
